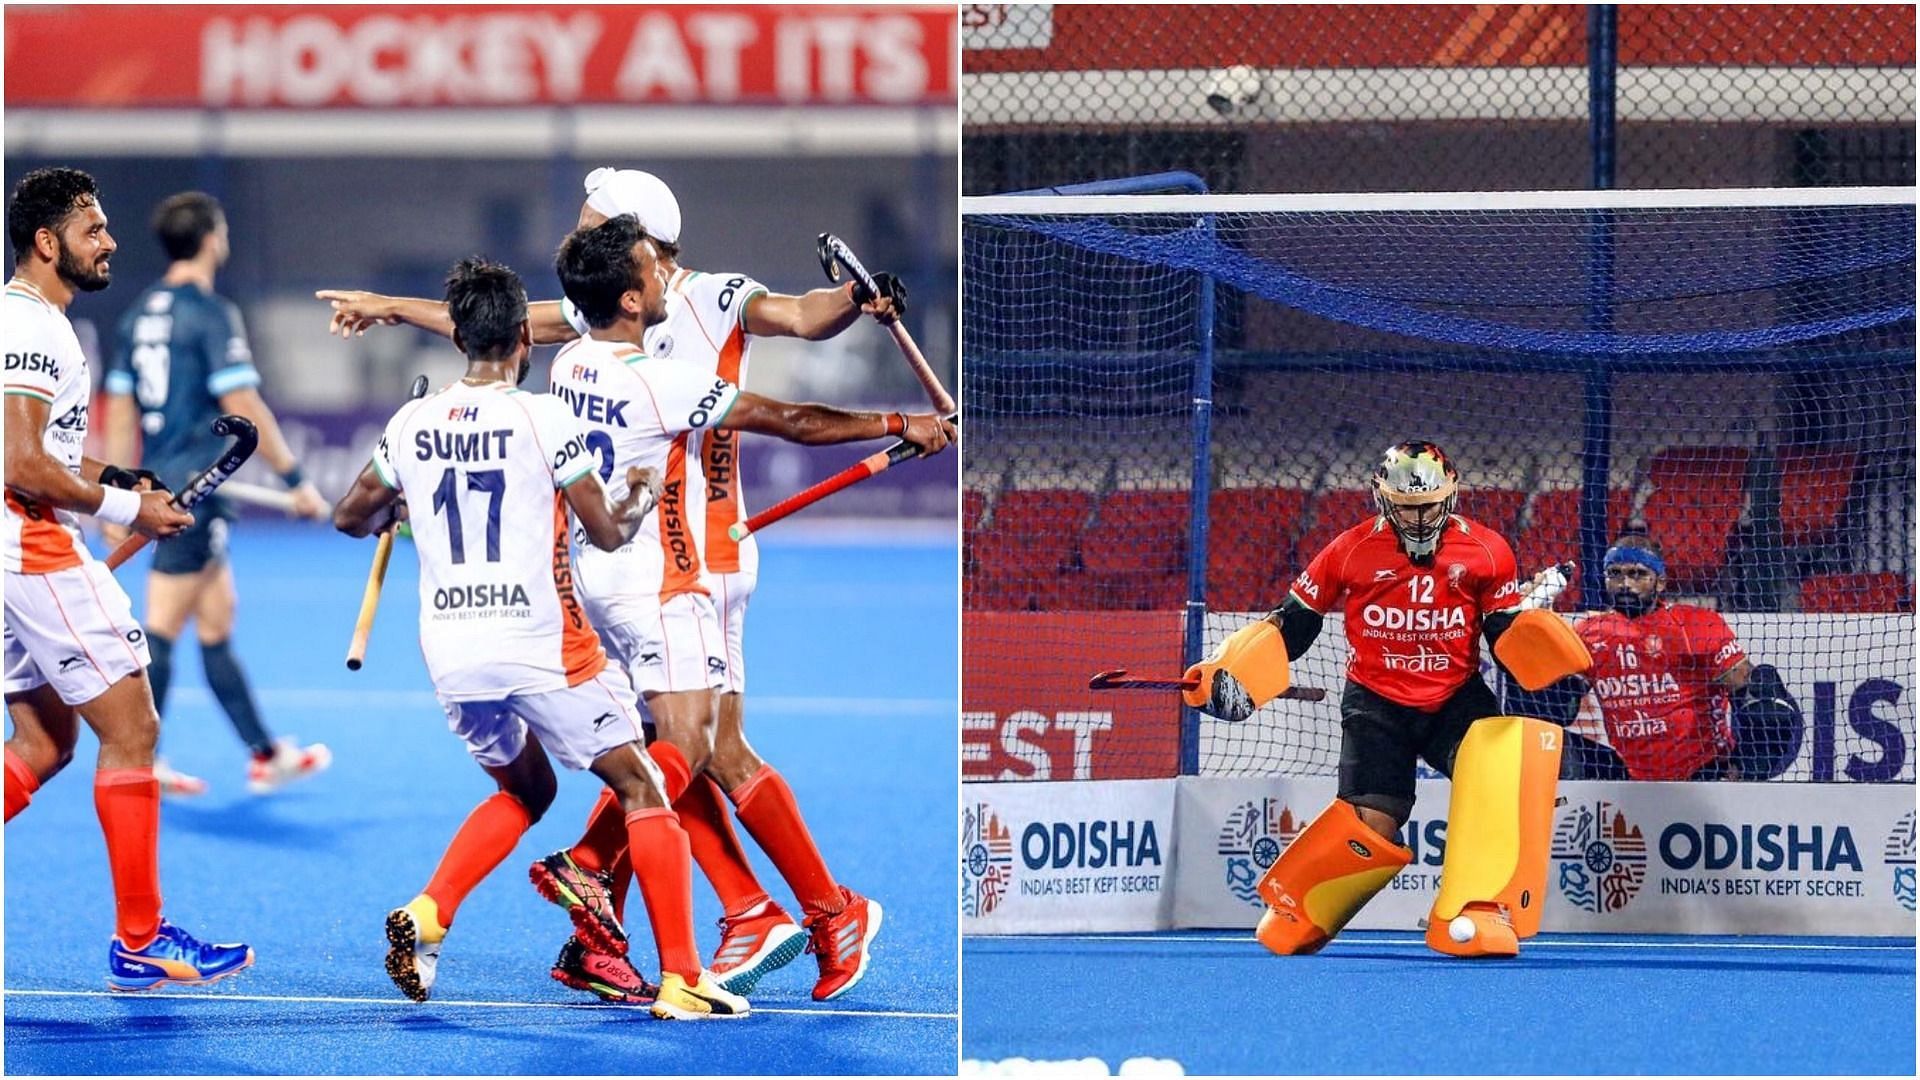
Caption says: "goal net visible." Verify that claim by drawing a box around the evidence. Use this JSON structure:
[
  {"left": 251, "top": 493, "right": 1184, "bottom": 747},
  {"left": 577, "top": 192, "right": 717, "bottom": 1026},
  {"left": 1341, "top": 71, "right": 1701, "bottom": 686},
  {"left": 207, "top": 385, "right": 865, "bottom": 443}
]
[{"left": 961, "top": 187, "right": 1916, "bottom": 785}]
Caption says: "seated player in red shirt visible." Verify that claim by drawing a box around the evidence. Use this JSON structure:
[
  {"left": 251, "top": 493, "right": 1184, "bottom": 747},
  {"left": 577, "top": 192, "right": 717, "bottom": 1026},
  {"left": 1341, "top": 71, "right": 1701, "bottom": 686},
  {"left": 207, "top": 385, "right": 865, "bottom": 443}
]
[
  {"left": 1189, "top": 441, "right": 1590, "bottom": 958},
  {"left": 1516, "top": 533, "right": 1799, "bottom": 781}
]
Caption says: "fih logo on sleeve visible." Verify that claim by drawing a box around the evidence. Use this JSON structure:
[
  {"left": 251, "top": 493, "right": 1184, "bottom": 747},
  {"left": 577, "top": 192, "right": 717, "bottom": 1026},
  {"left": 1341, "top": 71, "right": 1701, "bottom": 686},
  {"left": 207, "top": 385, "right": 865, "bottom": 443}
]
[
  {"left": 1216, "top": 799, "right": 1302, "bottom": 906},
  {"left": 1552, "top": 798, "right": 1648, "bottom": 913},
  {"left": 962, "top": 801, "right": 1016, "bottom": 918},
  {"left": 1886, "top": 810, "right": 1916, "bottom": 913}
]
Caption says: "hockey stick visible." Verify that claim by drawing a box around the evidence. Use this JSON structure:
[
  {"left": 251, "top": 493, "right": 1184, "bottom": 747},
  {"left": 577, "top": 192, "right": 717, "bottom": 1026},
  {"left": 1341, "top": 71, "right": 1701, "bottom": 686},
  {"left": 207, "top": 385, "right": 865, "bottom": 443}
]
[
  {"left": 1087, "top": 669, "right": 1328, "bottom": 702},
  {"left": 346, "top": 374, "right": 430, "bottom": 670},
  {"left": 816, "top": 233, "right": 957, "bottom": 416},
  {"left": 104, "top": 416, "right": 259, "bottom": 570},
  {"left": 728, "top": 410, "right": 958, "bottom": 541}
]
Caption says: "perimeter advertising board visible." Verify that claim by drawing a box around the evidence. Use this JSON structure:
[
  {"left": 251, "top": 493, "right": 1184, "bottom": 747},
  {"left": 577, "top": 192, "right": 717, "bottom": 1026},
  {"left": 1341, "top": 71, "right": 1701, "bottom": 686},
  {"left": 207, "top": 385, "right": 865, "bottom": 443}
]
[
  {"left": 962, "top": 779, "right": 1176, "bottom": 934},
  {"left": 1174, "top": 777, "right": 1916, "bottom": 935}
]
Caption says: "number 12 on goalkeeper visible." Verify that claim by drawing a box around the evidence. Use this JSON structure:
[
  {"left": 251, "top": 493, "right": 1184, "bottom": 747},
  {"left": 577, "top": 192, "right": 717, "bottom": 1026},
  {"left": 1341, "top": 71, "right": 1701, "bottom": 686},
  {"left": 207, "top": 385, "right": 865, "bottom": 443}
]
[{"left": 1188, "top": 441, "right": 1591, "bottom": 958}]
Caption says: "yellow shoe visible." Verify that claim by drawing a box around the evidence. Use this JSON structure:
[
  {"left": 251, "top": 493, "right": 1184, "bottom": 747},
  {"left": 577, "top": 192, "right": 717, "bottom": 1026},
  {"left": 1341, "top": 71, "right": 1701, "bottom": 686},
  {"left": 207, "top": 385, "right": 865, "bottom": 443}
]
[
  {"left": 1425, "top": 901, "right": 1519, "bottom": 958},
  {"left": 650, "top": 970, "right": 750, "bottom": 1020},
  {"left": 385, "top": 895, "right": 447, "bottom": 1001}
]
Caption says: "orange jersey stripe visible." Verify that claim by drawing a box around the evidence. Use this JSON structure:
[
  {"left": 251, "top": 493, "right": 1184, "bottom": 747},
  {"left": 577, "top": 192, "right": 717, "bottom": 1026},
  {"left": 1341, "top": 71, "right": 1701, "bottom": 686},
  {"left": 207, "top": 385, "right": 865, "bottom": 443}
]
[
  {"left": 702, "top": 323, "right": 748, "bottom": 572},
  {"left": 657, "top": 434, "right": 707, "bottom": 600},
  {"left": 5, "top": 489, "right": 81, "bottom": 573},
  {"left": 551, "top": 494, "right": 607, "bottom": 687}
]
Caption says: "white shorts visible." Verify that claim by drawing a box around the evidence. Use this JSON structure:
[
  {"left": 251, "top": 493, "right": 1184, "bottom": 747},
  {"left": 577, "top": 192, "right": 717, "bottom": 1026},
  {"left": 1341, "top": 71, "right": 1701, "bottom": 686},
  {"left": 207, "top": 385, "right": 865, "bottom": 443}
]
[
  {"left": 707, "top": 568, "right": 756, "bottom": 694},
  {"left": 588, "top": 591, "right": 727, "bottom": 697},
  {"left": 438, "top": 665, "right": 647, "bottom": 772},
  {"left": 4, "top": 562, "right": 150, "bottom": 706}
]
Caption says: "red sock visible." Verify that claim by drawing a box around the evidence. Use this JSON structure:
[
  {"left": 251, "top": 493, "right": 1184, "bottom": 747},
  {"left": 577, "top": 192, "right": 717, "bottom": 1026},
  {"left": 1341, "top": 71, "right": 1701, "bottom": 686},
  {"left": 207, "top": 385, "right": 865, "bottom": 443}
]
[
  {"left": 6, "top": 747, "right": 42, "bottom": 823},
  {"left": 423, "top": 792, "right": 531, "bottom": 927},
  {"left": 648, "top": 741, "right": 692, "bottom": 802},
  {"left": 608, "top": 847, "right": 632, "bottom": 925},
  {"left": 94, "top": 767, "right": 162, "bottom": 948},
  {"left": 567, "top": 787, "right": 627, "bottom": 874},
  {"left": 730, "top": 765, "right": 842, "bottom": 918},
  {"left": 679, "top": 774, "right": 770, "bottom": 918},
  {"left": 625, "top": 807, "right": 699, "bottom": 982},
  {"left": 574, "top": 743, "right": 693, "bottom": 922}
]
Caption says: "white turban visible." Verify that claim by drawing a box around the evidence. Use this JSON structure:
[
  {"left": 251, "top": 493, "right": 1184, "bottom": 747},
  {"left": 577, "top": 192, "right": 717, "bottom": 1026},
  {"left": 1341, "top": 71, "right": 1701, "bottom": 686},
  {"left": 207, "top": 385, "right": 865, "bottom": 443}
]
[{"left": 583, "top": 167, "right": 682, "bottom": 246}]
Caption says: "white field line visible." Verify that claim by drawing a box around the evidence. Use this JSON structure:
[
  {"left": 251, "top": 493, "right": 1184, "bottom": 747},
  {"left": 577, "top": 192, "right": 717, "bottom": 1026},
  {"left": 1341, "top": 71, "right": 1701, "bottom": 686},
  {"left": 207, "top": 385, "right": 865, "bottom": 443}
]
[
  {"left": 165, "top": 688, "right": 951, "bottom": 717},
  {"left": 968, "top": 933, "right": 1915, "bottom": 952},
  {"left": 1, "top": 987, "right": 955, "bottom": 1019}
]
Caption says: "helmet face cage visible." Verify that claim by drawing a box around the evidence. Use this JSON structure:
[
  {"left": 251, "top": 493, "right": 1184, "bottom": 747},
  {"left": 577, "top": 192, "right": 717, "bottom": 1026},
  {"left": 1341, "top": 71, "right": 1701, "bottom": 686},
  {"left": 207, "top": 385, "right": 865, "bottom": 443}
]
[{"left": 1372, "top": 441, "right": 1459, "bottom": 558}]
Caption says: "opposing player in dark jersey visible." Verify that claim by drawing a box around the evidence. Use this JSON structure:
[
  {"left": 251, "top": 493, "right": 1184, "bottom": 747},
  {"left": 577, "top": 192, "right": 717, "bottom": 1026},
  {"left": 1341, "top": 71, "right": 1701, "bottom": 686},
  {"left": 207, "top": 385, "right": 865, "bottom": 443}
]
[
  {"left": 101, "top": 192, "right": 331, "bottom": 798},
  {"left": 1514, "top": 532, "right": 1796, "bottom": 781},
  {"left": 1191, "top": 441, "right": 1590, "bottom": 957}
]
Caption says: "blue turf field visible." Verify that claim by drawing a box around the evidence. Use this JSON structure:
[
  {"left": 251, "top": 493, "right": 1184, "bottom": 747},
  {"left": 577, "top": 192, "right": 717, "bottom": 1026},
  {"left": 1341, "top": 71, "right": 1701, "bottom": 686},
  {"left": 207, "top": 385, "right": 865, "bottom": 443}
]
[
  {"left": 963, "top": 930, "right": 1917, "bottom": 1075},
  {"left": 4, "top": 522, "right": 958, "bottom": 1075}
]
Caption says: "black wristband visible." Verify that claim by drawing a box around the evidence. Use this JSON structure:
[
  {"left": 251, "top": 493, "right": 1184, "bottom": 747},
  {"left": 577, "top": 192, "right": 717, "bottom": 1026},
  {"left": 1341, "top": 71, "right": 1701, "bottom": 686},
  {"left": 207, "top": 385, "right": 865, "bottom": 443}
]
[
  {"left": 279, "top": 465, "right": 306, "bottom": 489},
  {"left": 99, "top": 465, "right": 139, "bottom": 490}
]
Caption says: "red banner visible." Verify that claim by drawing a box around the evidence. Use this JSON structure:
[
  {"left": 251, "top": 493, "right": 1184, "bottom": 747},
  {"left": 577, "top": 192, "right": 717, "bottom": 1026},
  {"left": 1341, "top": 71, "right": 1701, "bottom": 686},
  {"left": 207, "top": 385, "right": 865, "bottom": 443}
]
[
  {"left": 962, "top": 611, "right": 1183, "bottom": 781},
  {"left": 964, "top": 4, "right": 1914, "bottom": 72},
  {"left": 5, "top": 5, "right": 956, "bottom": 108}
]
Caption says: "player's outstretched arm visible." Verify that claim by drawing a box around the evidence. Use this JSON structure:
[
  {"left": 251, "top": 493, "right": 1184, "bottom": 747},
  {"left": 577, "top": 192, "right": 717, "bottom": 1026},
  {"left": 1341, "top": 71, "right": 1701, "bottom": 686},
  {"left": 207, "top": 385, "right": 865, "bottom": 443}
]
[
  {"left": 216, "top": 387, "right": 326, "bottom": 518},
  {"left": 316, "top": 290, "right": 453, "bottom": 340},
  {"left": 563, "top": 466, "right": 661, "bottom": 551},
  {"left": 317, "top": 291, "right": 581, "bottom": 347},
  {"left": 4, "top": 395, "right": 189, "bottom": 539},
  {"left": 331, "top": 462, "right": 403, "bottom": 538},
  {"left": 744, "top": 275, "right": 904, "bottom": 340},
  {"left": 722, "top": 393, "right": 953, "bottom": 453},
  {"left": 1261, "top": 595, "right": 1326, "bottom": 661}
]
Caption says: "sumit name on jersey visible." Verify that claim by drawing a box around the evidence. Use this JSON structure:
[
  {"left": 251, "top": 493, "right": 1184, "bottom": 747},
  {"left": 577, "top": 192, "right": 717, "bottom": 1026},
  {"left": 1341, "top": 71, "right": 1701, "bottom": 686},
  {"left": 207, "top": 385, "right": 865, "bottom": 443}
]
[{"left": 415, "top": 428, "right": 513, "bottom": 461}]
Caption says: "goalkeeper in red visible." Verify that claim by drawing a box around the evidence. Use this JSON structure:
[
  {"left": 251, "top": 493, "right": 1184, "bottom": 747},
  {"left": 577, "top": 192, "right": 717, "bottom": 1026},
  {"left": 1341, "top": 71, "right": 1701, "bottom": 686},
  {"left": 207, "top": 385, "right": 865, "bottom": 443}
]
[{"left": 1190, "top": 441, "right": 1590, "bottom": 958}]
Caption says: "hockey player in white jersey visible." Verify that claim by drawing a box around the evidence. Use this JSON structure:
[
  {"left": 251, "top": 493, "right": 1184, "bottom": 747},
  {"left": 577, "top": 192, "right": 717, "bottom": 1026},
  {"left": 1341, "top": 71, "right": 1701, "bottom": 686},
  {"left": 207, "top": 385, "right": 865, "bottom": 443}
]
[
  {"left": 4, "top": 166, "right": 254, "bottom": 991},
  {"left": 317, "top": 169, "right": 927, "bottom": 1001},
  {"left": 331, "top": 256, "right": 745, "bottom": 1020}
]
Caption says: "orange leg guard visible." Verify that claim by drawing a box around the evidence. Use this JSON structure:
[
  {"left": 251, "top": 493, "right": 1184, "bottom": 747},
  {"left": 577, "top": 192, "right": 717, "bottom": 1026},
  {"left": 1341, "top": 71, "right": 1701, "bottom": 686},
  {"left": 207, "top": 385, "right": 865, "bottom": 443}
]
[
  {"left": 1254, "top": 799, "right": 1411, "bottom": 956},
  {"left": 1426, "top": 716, "right": 1564, "bottom": 957}
]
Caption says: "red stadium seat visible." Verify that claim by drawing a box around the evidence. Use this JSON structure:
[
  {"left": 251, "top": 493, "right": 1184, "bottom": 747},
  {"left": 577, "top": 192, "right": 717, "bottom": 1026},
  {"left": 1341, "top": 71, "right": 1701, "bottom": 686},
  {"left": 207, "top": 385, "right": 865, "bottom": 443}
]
[
  {"left": 1207, "top": 488, "right": 1307, "bottom": 612},
  {"left": 1461, "top": 488, "right": 1526, "bottom": 536},
  {"left": 1777, "top": 448, "right": 1858, "bottom": 547},
  {"left": 1799, "top": 572, "right": 1915, "bottom": 613},
  {"left": 1641, "top": 447, "right": 1749, "bottom": 590},
  {"left": 1082, "top": 490, "right": 1188, "bottom": 610},
  {"left": 968, "top": 489, "right": 1094, "bottom": 610},
  {"left": 962, "top": 489, "right": 987, "bottom": 533},
  {"left": 1512, "top": 488, "right": 1633, "bottom": 609},
  {"left": 1292, "top": 489, "right": 1378, "bottom": 572}
]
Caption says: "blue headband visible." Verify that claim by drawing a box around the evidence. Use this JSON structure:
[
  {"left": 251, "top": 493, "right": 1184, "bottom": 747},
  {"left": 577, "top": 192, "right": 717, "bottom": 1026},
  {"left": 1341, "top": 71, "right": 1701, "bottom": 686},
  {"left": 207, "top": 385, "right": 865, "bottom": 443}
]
[{"left": 1603, "top": 545, "right": 1666, "bottom": 578}]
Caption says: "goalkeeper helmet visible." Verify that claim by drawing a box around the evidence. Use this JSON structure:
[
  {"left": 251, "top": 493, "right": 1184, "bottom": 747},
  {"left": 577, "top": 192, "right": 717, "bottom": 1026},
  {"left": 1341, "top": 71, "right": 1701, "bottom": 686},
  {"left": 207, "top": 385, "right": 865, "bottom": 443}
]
[{"left": 1372, "top": 440, "right": 1459, "bottom": 562}]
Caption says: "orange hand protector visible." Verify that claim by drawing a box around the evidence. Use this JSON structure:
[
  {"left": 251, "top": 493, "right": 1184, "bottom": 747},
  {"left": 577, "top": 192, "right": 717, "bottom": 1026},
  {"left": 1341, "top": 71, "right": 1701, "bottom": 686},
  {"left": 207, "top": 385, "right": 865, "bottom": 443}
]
[
  {"left": 1493, "top": 608, "right": 1592, "bottom": 691},
  {"left": 1181, "top": 620, "right": 1290, "bottom": 710}
]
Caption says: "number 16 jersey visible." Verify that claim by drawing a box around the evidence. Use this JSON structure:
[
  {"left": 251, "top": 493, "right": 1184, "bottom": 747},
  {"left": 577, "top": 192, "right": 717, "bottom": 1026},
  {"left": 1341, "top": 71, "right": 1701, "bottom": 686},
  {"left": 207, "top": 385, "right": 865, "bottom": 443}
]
[{"left": 372, "top": 381, "right": 605, "bottom": 700}]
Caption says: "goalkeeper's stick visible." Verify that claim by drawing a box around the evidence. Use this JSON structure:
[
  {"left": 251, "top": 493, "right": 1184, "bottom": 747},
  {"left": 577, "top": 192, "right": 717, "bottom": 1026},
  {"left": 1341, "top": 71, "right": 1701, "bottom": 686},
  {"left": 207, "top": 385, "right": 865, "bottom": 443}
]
[
  {"left": 104, "top": 416, "right": 259, "bottom": 570},
  {"left": 1088, "top": 669, "right": 1328, "bottom": 702},
  {"left": 727, "top": 411, "right": 957, "bottom": 541},
  {"left": 346, "top": 375, "right": 430, "bottom": 671},
  {"left": 816, "top": 233, "right": 957, "bottom": 416}
]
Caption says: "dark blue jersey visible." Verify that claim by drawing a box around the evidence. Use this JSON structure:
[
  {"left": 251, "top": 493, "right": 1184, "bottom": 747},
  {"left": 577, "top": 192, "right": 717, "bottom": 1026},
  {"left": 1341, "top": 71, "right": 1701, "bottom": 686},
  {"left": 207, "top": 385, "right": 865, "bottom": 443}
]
[{"left": 105, "top": 282, "right": 261, "bottom": 491}]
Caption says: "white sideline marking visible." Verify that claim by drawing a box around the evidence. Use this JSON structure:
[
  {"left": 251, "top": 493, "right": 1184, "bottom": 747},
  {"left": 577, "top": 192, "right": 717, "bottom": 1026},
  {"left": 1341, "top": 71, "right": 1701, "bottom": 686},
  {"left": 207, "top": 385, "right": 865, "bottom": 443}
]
[
  {"left": 3, "top": 987, "right": 955, "bottom": 1019},
  {"left": 972, "top": 933, "right": 1914, "bottom": 952},
  {"left": 166, "top": 688, "right": 951, "bottom": 717}
]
